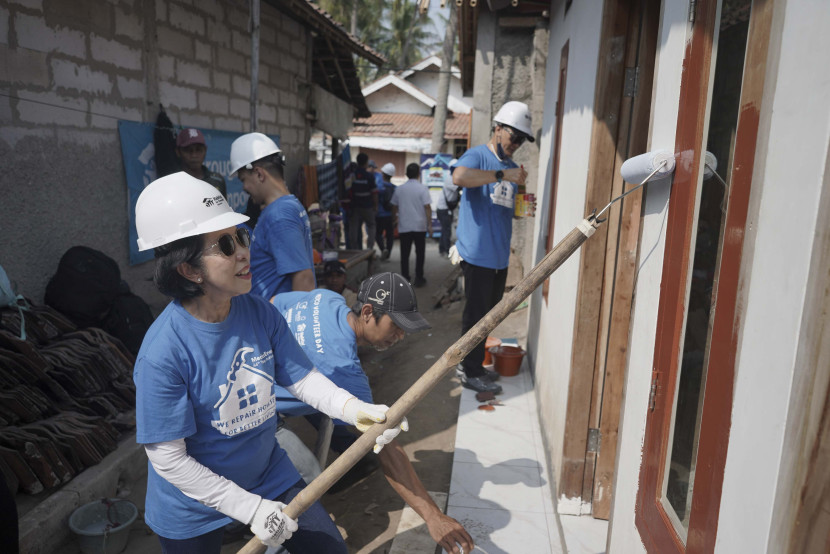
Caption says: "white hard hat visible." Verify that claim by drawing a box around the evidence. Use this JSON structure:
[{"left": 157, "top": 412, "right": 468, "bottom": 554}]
[
  {"left": 381, "top": 163, "right": 396, "bottom": 176},
  {"left": 493, "top": 101, "right": 534, "bottom": 142},
  {"left": 135, "top": 172, "right": 249, "bottom": 251},
  {"left": 229, "top": 132, "right": 282, "bottom": 178}
]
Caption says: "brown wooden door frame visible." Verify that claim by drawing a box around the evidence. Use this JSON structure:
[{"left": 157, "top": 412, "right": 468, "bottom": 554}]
[
  {"left": 635, "top": 0, "right": 773, "bottom": 551},
  {"left": 557, "top": 0, "right": 659, "bottom": 517},
  {"left": 590, "top": 0, "right": 661, "bottom": 520}
]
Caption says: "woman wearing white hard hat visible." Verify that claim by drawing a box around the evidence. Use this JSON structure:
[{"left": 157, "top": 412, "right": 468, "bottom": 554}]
[{"left": 133, "top": 172, "right": 405, "bottom": 553}]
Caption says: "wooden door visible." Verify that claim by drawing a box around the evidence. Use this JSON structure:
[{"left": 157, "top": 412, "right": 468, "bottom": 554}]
[
  {"left": 635, "top": 0, "right": 773, "bottom": 551},
  {"left": 558, "top": 0, "right": 659, "bottom": 519}
]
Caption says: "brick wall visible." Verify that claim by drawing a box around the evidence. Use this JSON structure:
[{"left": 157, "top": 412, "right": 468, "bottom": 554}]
[{"left": 0, "top": 0, "right": 312, "bottom": 311}]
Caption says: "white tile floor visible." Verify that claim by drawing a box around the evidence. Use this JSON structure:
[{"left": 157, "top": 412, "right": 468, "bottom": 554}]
[{"left": 445, "top": 356, "right": 609, "bottom": 554}]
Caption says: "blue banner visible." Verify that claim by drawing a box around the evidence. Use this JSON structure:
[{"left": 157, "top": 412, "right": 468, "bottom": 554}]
[{"left": 118, "top": 121, "right": 278, "bottom": 265}]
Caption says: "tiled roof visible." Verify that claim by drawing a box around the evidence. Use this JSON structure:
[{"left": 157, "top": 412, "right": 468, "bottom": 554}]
[{"left": 351, "top": 112, "right": 470, "bottom": 139}]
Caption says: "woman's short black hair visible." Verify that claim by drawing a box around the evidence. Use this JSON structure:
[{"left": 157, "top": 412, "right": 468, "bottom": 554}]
[{"left": 153, "top": 235, "right": 205, "bottom": 300}]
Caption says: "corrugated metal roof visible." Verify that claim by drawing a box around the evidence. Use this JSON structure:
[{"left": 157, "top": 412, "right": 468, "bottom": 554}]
[{"left": 351, "top": 112, "right": 471, "bottom": 140}]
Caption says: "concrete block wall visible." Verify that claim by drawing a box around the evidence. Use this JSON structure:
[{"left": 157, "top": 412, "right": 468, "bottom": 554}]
[{"left": 0, "top": 0, "right": 311, "bottom": 313}]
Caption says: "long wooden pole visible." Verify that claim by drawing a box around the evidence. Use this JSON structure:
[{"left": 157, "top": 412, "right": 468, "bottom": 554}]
[{"left": 238, "top": 219, "right": 599, "bottom": 554}]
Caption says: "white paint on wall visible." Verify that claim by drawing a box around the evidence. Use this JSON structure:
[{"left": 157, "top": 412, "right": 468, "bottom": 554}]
[
  {"left": 715, "top": 1, "right": 830, "bottom": 551},
  {"left": 607, "top": 1, "right": 689, "bottom": 551},
  {"left": 529, "top": 0, "right": 603, "bottom": 492}
]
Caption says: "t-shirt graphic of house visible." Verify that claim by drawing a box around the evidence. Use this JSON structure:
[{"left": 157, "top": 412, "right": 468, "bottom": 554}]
[{"left": 211, "top": 346, "right": 278, "bottom": 437}]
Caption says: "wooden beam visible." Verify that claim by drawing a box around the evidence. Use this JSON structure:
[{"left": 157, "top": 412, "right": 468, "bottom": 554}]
[
  {"left": 315, "top": 57, "right": 333, "bottom": 92},
  {"left": 324, "top": 34, "right": 351, "bottom": 102}
]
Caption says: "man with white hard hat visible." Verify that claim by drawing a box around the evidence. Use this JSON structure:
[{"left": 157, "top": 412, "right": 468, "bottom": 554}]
[
  {"left": 450, "top": 100, "right": 535, "bottom": 395},
  {"left": 375, "top": 162, "right": 397, "bottom": 260},
  {"left": 229, "top": 132, "right": 316, "bottom": 298}
]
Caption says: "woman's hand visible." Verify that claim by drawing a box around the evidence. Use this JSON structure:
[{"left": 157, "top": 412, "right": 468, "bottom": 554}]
[{"left": 249, "top": 498, "right": 298, "bottom": 547}]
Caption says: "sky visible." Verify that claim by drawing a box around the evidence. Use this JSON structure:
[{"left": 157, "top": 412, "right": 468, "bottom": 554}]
[{"left": 426, "top": 1, "right": 451, "bottom": 52}]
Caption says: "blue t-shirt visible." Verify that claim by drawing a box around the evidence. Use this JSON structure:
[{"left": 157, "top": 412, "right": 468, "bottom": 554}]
[
  {"left": 250, "top": 195, "right": 316, "bottom": 299},
  {"left": 134, "top": 294, "right": 313, "bottom": 539},
  {"left": 271, "top": 289, "right": 373, "bottom": 422},
  {"left": 376, "top": 173, "right": 394, "bottom": 218},
  {"left": 453, "top": 144, "right": 518, "bottom": 269}
]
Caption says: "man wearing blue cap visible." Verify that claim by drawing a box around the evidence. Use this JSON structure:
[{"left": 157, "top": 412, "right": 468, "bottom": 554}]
[{"left": 271, "top": 273, "right": 473, "bottom": 554}]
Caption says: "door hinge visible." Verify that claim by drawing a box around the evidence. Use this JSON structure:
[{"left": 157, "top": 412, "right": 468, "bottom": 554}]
[
  {"left": 648, "top": 374, "right": 658, "bottom": 411},
  {"left": 587, "top": 428, "right": 601, "bottom": 453},
  {"left": 689, "top": 0, "right": 697, "bottom": 24},
  {"left": 623, "top": 67, "right": 639, "bottom": 98}
]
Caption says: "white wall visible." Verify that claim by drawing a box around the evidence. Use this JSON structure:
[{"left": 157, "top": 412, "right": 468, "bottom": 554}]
[
  {"left": 716, "top": 0, "right": 830, "bottom": 551},
  {"left": 528, "top": 0, "right": 604, "bottom": 512}
]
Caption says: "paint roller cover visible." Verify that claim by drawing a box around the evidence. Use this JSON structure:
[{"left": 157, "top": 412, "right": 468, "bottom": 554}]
[
  {"left": 620, "top": 150, "right": 676, "bottom": 183},
  {"left": 703, "top": 151, "right": 718, "bottom": 179}
]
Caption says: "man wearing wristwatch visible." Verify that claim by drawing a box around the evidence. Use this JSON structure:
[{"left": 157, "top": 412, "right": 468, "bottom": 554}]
[{"left": 450, "top": 101, "right": 534, "bottom": 395}]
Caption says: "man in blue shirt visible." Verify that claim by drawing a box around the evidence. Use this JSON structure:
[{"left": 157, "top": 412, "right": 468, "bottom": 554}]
[
  {"left": 375, "top": 163, "right": 397, "bottom": 260},
  {"left": 451, "top": 101, "right": 534, "bottom": 394},
  {"left": 272, "top": 273, "right": 474, "bottom": 554},
  {"left": 230, "top": 133, "right": 316, "bottom": 299}
]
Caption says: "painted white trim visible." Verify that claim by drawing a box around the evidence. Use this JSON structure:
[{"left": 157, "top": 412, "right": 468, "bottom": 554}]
[
  {"left": 362, "top": 75, "right": 436, "bottom": 108},
  {"left": 398, "top": 54, "right": 462, "bottom": 80}
]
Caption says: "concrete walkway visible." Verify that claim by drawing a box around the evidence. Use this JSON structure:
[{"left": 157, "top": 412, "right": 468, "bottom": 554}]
[{"left": 387, "top": 310, "right": 609, "bottom": 554}]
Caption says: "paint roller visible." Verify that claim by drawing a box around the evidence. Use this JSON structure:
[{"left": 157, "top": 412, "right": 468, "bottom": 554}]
[{"left": 237, "top": 150, "right": 685, "bottom": 554}]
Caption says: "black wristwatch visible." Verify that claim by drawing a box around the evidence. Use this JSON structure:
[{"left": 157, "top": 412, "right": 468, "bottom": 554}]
[{"left": 495, "top": 170, "right": 504, "bottom": 181}]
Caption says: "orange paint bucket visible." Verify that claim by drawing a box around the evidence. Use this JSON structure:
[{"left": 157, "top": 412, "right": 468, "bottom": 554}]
[
  {"left": 482, "top": 337, "right": 502, "bottom": 366},
  {"left": 490, "top": 345, "right": 525, "bottom": 377}
]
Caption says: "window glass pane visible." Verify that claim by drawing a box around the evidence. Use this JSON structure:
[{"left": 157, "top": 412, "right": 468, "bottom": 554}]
[{"left": 662, "top": 0, "right": 751, "bottom": 534}]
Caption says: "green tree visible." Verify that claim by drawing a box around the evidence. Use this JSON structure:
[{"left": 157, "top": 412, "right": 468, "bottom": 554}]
[
  {"left": 380, "top": 0, "right": 438, "bottom": 72},
  {"left": 314, "top": 0, "right": 438, "bottom": 84}
]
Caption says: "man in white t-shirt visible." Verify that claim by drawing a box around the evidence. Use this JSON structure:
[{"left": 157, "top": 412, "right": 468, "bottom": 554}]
[{"left": 391, "top": 163, "right": 432, "bottom": 287}]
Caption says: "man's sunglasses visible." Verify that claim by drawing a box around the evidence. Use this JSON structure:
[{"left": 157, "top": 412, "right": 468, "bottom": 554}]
[
  {"left": 202, "top": 228, "right": 251, "bottom": 256},
  {"left": 503, "top": 126, "right": 527, "bottom": 146}
]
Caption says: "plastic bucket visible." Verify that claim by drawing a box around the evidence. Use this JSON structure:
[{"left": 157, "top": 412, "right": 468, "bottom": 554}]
[
  {"left": 482, "top": 337, "right": 502, "bottom": 366},
  {"left": 490, "top": 345, "right": 525, "bottom": 377},
  {"left": 69, "top": 498, "right": 138, "bottom": 554}
]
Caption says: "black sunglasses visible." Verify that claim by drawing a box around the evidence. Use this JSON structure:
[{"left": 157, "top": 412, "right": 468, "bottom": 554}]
[
  {"left": 203, "top": 227, "right": 251, "bottom": 256},
  {"left": 503, "top": 126, "right": 527, "bottom": 146}
]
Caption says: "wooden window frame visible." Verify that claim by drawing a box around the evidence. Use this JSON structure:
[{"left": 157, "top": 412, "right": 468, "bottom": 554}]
[{"left": 634, "top": 0, "right": 773, "bottom": 552}]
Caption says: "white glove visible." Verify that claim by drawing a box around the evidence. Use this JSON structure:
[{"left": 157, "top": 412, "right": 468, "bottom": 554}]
[
  {"left": 248, "top": 498, "right": 298, "bottom": 547},
  {"left": 341, "top": 398, "right": 409, "bottom": 453},
  {"left": 448, "top": 245, "right": 463, "bottom": 265}
]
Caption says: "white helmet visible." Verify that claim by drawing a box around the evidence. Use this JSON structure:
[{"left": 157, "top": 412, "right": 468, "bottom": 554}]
[
  {"left": 229, "top": 132, "right": 282, "bottom": 178},
  {"left": 135, "top": 172, "right": 249, "bottom": 251},
  {"left": 493, "top": 101, "right": 534, "bottom": 142},
  {"left": 381, "top": 162, "right": 396, "bottom": 177}
]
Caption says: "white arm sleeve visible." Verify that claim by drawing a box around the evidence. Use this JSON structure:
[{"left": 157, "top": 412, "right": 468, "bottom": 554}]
[
  {"left": 144, "top": 439, "right": 261, "bottom": 524},
  {"left": 285, "top": 368, "right": 356, "bottom": 420}
]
